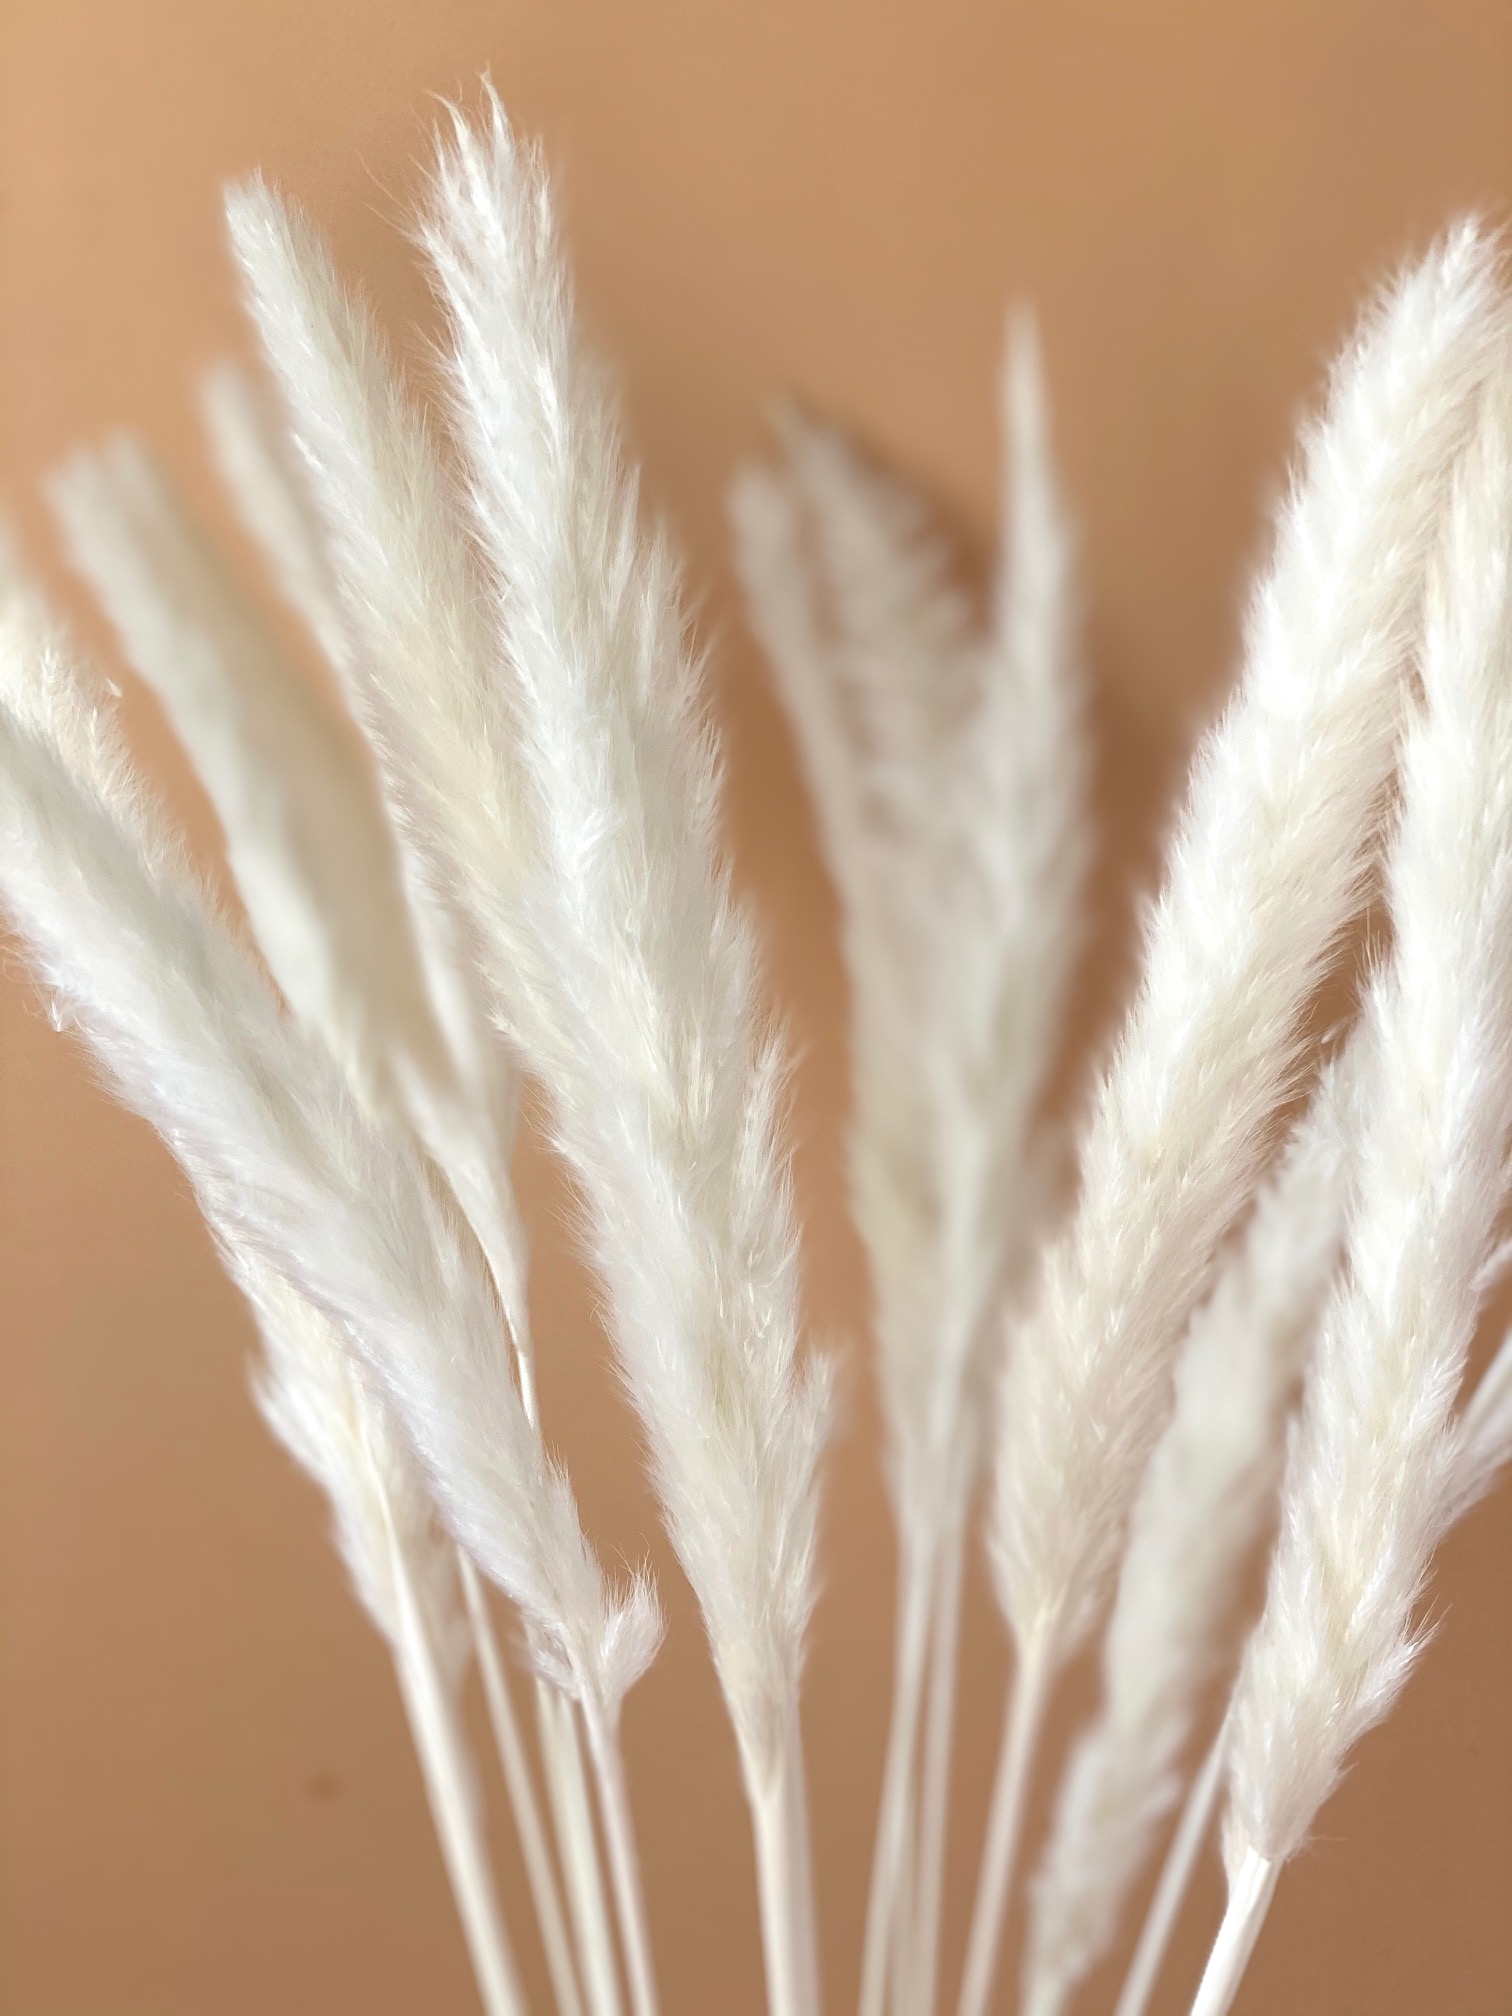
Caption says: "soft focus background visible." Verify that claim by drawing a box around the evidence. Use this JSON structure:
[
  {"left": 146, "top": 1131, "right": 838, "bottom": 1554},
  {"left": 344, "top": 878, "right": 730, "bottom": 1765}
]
[{"left": 4, "top": 5, "right": 1512, "bottom": 2012}]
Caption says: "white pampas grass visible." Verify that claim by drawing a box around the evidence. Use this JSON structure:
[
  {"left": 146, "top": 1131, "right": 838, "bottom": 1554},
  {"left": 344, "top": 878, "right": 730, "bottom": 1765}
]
[
  {"left": 0, "top": 554, "right": 532, "bottom": 2016},
  {"left": 210, "top": 145, "right": 644, "bottom": 2016},
  {"left": 955, "top": 220, "right": 1509, "bottom": 2016},
  {"left": 49, "top": 432, "right": 541, "bottom": 1421},
  {"left": 733, "top": 329, "right": 1084, "bottom": 1538},
  {"left": 1113, "top": 1309, "right": 1512, "bottom": 2016},
  {"left": 1022, "top": 1057, "right": 1353, "bottom": 2016},
  {"left": 730, "top": 316, "right": 1086, "bottom": 2016},
  {"left": 196, "top": 328, "right": 628, "bottom": 2016},
  {"left": 0, "top": 612, "right": 654, "bottom": 1722},
  {"left": 417, "top": 100, "right": 833, "bottom": 2016},
  {"left": 14, "top": 83, "right": 1512, "bottom": 2016},
  {"left": 1198, "top": 368, "right": 1512, "bottom": 2016},
  {"left": 48, "top": 438, "right": 441, "bottom": 1119},
  {"left": 44, "top": 442, "right": 607, "bottom": 2016},
  {"left": 993, "top": 219, "right": 1505, "bottom": 1659},
  {"left": 220, "top": 95, "right": 830, "bottom": 2016}
]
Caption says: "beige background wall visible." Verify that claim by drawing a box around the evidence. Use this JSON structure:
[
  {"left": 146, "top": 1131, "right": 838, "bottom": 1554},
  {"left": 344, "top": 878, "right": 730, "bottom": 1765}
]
[{"left": 3, "top": 4, "right": 1511, "bottom": 2011}]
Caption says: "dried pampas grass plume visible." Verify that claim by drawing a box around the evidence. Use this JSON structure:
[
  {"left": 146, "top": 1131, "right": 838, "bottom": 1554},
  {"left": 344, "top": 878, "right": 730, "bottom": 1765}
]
[
  {"left": 959, "top": 217, "right": 1510, "bottom": 2016},
  {"left": 732, "top": 311, "right": 1087, "bottom": 2016},
  {"left": 1198, "top": 366, "right": 1512, "bottom": 2016},
  {"left": 1022, "top": 1054, "right": 1355, "bottom": 2016},
  {"left": 0, "top": 611, "right": 654, "bottom": 1720},
  {"left": 8, "top": 83, "right": 1512, "bottom": 2016}
]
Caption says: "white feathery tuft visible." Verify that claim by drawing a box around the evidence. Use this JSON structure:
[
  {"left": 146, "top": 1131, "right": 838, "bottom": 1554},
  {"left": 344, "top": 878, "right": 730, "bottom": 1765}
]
[
  {"left": 731, "top": 315, "right": 1086, "bottom": 1538},
  {"left": 215, "top": 182, "right": 541, "bottom": 1356},
  {"left": 413, "top": 93, "right": 832, "bottom": 2016},
  {"left": 0, "top": 605, "right": 657, "bottom": 1722},
  {"left": 219, "top": 172, "right": 530, "bottom": 945},
  {"left": 732, "top": 410, "right": 977, "bottom": 1521},
  {"left": 415, "top": 91, "right": 832, "bottom": 1791},
  {"left": 955, "top": 220, "right": 1508, "bottom": 2016},
  {"left": 48, "top": 436, "right": 445, "bottom": 1122},
  {"left": 1113, "top": 1289, "right": 1512, "bottom": 2016},
  {"left": 1022, "top": 1055, "right": 1354, "bottom": 2016},
  {"left": 991, "top": 220, "right": 1509, "bottom": 1669},
  {"left": 1220, "top": 369, "right": 1512, "bottom": 1888},
  {"left": 220, "top": 101, "right": 828, "bottom": 2016},
  {"left": 0, "top": 541, "right": 532, "bottom": 2015},
  {"left": 45, "top": 433, "right": 539, "bottom": 1407},
  {"left": 16, "top": 87, "right": 1512, "bottom": 2016},
  {"left": 730, "top": 315, "right": 1087, "bottom": 2016}
]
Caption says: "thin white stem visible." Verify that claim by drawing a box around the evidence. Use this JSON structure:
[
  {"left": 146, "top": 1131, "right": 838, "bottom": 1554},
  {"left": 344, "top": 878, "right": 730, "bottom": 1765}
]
[
  {"left": 1114, "top": 1732, "right": 1224, "bottom": 2016},
  {"left": 388, "top": 1533, "right": 525, "bottom": 2016},
  {"left": 908, "top": 1511, "right": 968, "bottom": 2016},
  {"left": 1186, "top": 1850, "right": 1277, "bottom": 2016},
  {"left": 955, "top": 1623, "right": 1055, "bottom": 2016},
  {"left": 785, "top": 1710, "right": 823, "bottom": 2016},
  {"left": 861, "top": 1544, "right": 935, "bottom": 2016},
  {"left": 460, "top": 1551, "right": 586, "bottom": 2016},
  {"left": 582, "top": 1703, "right": 661, "bottom": 2016},
  {"left": 748, "top": 1708, "right": 824, "bottom": 2016},
  {"left": 889, "top": 1824, "right": 916, "bottom": 2016},
  {"left": 537, "top": 1684, "right": 625, "bottom": 2016}
]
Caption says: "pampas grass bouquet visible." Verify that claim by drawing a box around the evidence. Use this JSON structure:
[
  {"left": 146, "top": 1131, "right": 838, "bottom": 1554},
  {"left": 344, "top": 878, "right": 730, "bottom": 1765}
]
[{"left": 5, "top": 80, "right": 1512, "bottom": 2016}]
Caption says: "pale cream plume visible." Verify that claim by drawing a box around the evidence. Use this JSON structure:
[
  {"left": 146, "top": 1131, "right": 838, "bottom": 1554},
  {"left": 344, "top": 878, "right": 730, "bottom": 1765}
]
[
  {"left": 730, "top": 318, "right": 1087, "bottom": 2016},
  {"left": 1198, "top": 367, "right": 1512, "bottom": 2016},
  {"left": 416, "top": 96, "right": 832, "bottom": 2016},
  {"left": 961, "top": 221, "right": 1509, "bottom": 2016},
  {"left": 1022, "top": 1057, "right": 1353, "bottom": 2016}
]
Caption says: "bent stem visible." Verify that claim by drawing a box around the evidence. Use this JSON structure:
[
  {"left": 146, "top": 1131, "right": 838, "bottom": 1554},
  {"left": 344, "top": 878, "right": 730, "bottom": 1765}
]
[
  {"left": 860, "top": 1535, "right": 937, "bottom": 2016},
  {"left": 388, "top": 1531, "right": 524, "bottom": 2016},
  {"left": 459, "top": 1551, "right": 586, "bottom": 2016},
  {"left": 1187, "top": 1849, "right": 1277, "bottom": 2016},
  {"left": 538, "top": 1684, "right": 625, "bottom": 2016},
  {"left": 581, "top": 1700, "right": 662, "bottom": 2016},
  {"left": 1114, "top": 1731, "right": 1225, "bottom": 2016},
  {"left": 746, "top": 1705, "right": 823, "bottom": 2016},
  {"left": 909, "top": 1508, "right": 969, "bottom": 2016},
  {"left": 955, "top": 1621, "right": 1056, "bottom": 2016}
]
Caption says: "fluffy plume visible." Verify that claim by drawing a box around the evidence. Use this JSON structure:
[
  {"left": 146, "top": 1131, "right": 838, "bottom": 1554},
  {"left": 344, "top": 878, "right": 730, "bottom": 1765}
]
[
  {"left": 420, "top": 94, "right": 836, "bottom": 2016},
  {"left": 1110, "top": 1297, "right": 1512, "bottom": 2016},
  {"left": 730, "top": 320, "right": 1087, "bottom": 2016},
  {"left": 46, "top": 434, "right": 538, "bottom": 1397},
  {"left": 0, "top": 607, "right": 656, "bottom": 1720},
  {"left": 17, "top": 84, "right": 1512, "bottom": 2016},
  {"left": 48, "top": 437, "right": 445, "bottom": 1119},
  {"left": 731, "top": 317, "right": 1086, "bottom": 1534},
  {"left": 225, "top": 88, "right": 830, "bottom": 1778},
  {"left": 731, "top": 414, "right": 977, "bottom": 1520},
  {"left": 418, "top": 94, "right": 833, "bottom": 1783},
  {"left": 195, "top": 350, "right": 512, "bottom": 1153},
  {"left": 991, "top": 221, "right": 1509, "bottom": 1669},
  {"left": 1022, "top": 1056, "right": 1353, "bottom": 2016},
  {"left": 219, "top": 175, "right": 529, "bottom": 957},
  {"left": 220, "top": 99, "right": 828, "bottom": 2016},
  {"left": 0, "top": 546, "right": 531, "bottom": 2012},
  {"left": 1222, "top": 373, "right": 1512, "bottom": 1883}
]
